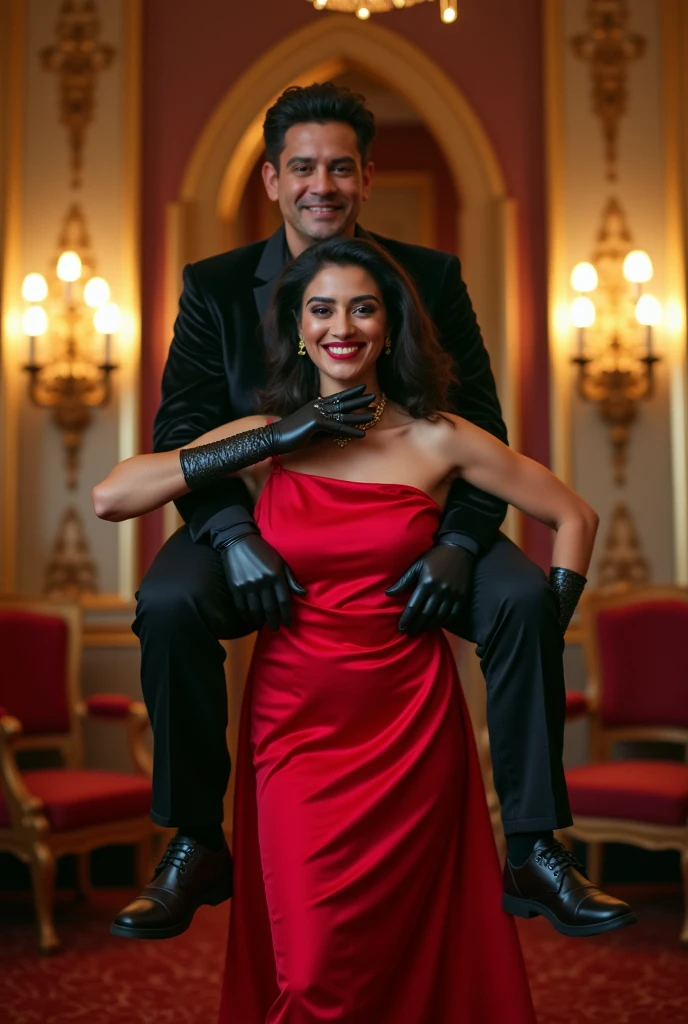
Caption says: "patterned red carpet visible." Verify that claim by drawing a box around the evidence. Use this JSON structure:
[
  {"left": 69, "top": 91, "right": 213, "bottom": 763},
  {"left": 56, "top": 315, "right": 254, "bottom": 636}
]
[{"left": 0, "top": 886, "right": 686, "bottom": 1023}]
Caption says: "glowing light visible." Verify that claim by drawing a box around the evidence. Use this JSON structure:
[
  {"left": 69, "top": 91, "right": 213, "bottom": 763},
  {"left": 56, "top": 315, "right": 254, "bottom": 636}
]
[
  {"left": 21, "top": 305, "right": 49, "bottom": 336},
  {"left": 56, "top": 250, "right": 82, "bottom": 282},
  {"left": 392, "top": 0, "right": 406, "bottom": 7},
  {"left": 313, "top": 0, "right": 328, "bottom": 8},
  {"left": 21, "top": 273, "right": 48, "bottom": 302},
  {"left": 569, "top": 296, "right": 596, "bottom": 329},
  {"left": 84, "top": 277, "right": 111, "bottom": 309},
  {"left": 94, "top": 302, "right": 122, "bottom": 335},
  {"left": 356, "top": 4, "right": 370, "bottom": 18},
  {"left": 635, "top": 293, "right": 662, "bottom": 327},
  {"left": 622, "top": 249, "right": 653, "bottom": 284},
  {"left": 570, "top": 262, "right": 598, "bottom": 293},
  {"left": 440, "top": 0, "right": 458, "bottom": 21}
]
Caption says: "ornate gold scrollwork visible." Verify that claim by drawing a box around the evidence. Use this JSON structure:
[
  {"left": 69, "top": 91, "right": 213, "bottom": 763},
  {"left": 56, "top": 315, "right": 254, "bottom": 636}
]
[
  {"left": 571, "top": 0, "right": 646, "bottom": 182},
  {"left": 597, "top": 500, "right": 650, "bottom": 587},
  {"left": 41, "top": 0, "right": 115, "bottom": 189}
]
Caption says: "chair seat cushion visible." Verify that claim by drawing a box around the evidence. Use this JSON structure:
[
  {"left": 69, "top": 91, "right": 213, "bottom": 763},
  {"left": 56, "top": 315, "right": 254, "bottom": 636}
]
[
  {"left": 566, "top": 760, "right": 688, "bottom": 826},
  {"left": 0, "top": 769, "right": 151, "bottom": 832}
]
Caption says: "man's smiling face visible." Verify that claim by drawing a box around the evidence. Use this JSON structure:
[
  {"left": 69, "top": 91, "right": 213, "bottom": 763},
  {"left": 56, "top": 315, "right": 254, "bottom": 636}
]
[{"left": 262, "top": 121, "right": 373, "bottom": 257}]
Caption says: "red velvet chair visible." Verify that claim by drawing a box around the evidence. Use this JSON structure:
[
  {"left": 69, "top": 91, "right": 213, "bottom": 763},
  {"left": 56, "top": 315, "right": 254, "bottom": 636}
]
[
  {"left": 563, "top": 586, "right": 688, "bottom": 942},
  {"left": 0, "top": 597, "right": 156, "bottom": 952}
]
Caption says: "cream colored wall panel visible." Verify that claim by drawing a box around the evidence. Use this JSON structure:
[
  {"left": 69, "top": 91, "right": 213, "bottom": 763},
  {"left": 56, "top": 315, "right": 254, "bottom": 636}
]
[
  {"left": 13, "top": 0, "right": 139, "bottom": 597},
  {"left": 559, "top": 0, "right": 676, "bottom": 584}
]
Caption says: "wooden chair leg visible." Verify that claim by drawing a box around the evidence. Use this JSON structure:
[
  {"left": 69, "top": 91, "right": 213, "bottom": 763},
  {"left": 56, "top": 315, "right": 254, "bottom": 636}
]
[
  {"left": 586, "top": 842, "right": 605, "bottom": 886},
  {"left": 680, "top": 847, "right": 688, "bottom": 944},
  {"left": 29, "top": 843, "right": 59, "bottom": 954},
  {"left": 75, "top": 852, "right": 92, "bottom": 900},
  {"left": 134, "top": 834, "right": 154, "bottom": 888}
]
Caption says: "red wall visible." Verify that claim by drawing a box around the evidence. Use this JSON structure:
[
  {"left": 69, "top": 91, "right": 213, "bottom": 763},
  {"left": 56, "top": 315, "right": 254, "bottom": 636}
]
[{"left": 140, "top": 0, "right": 551, "bottom": 571}]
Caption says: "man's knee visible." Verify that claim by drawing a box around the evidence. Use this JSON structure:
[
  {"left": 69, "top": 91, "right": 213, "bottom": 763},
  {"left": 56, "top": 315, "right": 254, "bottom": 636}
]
[
  {"left": 134, "top": 533, "right": 223, "bottom": 639},
  {"left": 473, "top": 539, "right": 557, "bottom": 634}
]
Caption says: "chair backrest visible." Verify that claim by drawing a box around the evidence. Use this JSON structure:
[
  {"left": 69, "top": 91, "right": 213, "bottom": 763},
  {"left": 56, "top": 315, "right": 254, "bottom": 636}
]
[
  {"left": 581, "top": 585, "right": 688, "bottom": 758},
  {"left": 0, "top": 596, "right": 83, "bottom": 764}
]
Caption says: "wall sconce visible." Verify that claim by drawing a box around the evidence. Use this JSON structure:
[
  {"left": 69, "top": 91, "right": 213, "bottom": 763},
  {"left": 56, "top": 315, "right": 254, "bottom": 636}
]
[
  {"left": 569, "top": 248, "right": 661, "bottom": 485},
  {"left": 21, "top": 244, "right": 119, "bottom": 490}
]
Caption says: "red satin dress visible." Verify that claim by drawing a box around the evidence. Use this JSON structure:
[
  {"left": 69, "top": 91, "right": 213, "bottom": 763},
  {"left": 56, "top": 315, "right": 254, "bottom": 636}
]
[{"left": 219, "top": 459, "right": 536, "bottom": 1023}]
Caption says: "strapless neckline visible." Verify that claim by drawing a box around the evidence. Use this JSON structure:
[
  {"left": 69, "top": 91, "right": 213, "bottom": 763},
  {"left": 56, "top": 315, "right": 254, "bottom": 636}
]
[{"left": 266, "top": 464, "right": 442, "bottom": 513}]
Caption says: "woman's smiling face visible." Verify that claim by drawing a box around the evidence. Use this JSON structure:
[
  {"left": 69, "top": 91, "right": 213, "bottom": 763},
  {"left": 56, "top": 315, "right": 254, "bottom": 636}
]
[{"left": 298, "top": 263, "right": 387, "bottom": 391}]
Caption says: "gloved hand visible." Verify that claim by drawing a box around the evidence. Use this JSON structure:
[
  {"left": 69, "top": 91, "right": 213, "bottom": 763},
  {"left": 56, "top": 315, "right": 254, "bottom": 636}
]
[
  {"left": 180, "top": 384, "right": 376, "bottom": 491},
  {"left": 271, "top": 384, "right": 377, "bottom": 453},
  {"left": 217, "top": 531, "right": 305, "bottom": 631},
  {"left": 385, "top": 543, "right": 475, "bottom": 634}
]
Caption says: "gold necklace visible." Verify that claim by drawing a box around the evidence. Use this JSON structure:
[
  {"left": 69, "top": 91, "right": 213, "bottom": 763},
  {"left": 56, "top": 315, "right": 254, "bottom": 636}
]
[{"left": 334, "top": 392, "right": 388, "bottom": 448}]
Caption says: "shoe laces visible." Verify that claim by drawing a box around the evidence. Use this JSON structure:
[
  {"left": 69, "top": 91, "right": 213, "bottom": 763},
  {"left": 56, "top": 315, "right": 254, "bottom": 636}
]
[
  {"left": 534, "top": 843, "right": 583, "bottom": 880},
  {"left": 155, "top": 838, "right": 195, "bottom": 876}
]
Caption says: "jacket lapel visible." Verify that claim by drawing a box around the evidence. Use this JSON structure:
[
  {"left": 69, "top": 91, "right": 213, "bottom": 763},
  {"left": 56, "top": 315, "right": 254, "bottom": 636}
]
[
  {"left": 253, "top": 225, "right": 288, "bottom": 320},
  {"left": 252, "top": 223, "right": 372, "bottom": 321}
]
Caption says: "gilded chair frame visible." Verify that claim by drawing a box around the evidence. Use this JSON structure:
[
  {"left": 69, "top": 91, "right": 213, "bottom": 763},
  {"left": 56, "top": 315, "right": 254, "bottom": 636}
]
[
  {"left": 0, "top": 596, "right": 156, "bottom": 952},
  {"left": 565, "top": 585, "right": 688, "bottom": 942}
]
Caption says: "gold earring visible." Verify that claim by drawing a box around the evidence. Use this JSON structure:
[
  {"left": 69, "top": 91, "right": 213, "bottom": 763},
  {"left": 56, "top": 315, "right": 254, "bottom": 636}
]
[
  {"left": 297, "top": 336, "right": 306, "bottom": 356},
  {"left": 384, "top": 336, "right": 392, "bottom": 356}
]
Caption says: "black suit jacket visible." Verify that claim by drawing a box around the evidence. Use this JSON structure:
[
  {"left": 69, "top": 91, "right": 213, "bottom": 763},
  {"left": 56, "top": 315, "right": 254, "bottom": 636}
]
[{"left": 154, "top": 225, "right": 508, "bottom": 554}]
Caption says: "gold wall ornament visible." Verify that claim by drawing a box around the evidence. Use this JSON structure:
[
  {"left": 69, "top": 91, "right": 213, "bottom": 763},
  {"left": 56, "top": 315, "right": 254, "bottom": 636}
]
[
  {"left": 21, "top": 203, "right": 119, "bottom": 490},
  {"left": 44, "top": 507, "right": 99, "bottom": 597},
  {"left": 597, "top": 500, "right": 650, "bottom": 587},
  {"left": 571, "top": 0, "right": 646, "bottom": 182},
  {"left": 41, "top": 0, "right": 115, "bottom": 189},
  {"left": 569, "top": 197, "right": 660, "bottom": 486},
  {"left": 306, "top": 0, "right": 458, "bottom": 26}
]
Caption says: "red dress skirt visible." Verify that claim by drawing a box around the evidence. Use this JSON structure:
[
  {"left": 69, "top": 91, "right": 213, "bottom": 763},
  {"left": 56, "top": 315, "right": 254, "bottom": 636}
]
[{"left": 219, "top": 461, "right": 536, "bottom": 1023}]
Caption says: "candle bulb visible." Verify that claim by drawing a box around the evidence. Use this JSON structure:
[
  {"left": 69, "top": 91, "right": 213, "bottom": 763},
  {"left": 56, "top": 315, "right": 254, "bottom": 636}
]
[
  {"left": 94, "top": 302, "right": 121, "bottom": 365},
  {"left": 635, "top": 293, "right": 662, "bottom": 360},
  {"left": 21, "top": 305, "right": 48, "bottom": 364}
]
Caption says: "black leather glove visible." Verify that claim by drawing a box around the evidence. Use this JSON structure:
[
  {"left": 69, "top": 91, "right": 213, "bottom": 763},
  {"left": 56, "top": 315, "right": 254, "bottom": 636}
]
[
  {"left": 214, "top": 530, "right": 306, "bottom": 631},
  {"left": 180, "top": 384, "right": 376, "bottom": 491},
  {"left": 549, "top": 566, "right": 587, "bottom": 634},
  {"left": 385, "top": 543, "right": 475, "bottom": 634}
]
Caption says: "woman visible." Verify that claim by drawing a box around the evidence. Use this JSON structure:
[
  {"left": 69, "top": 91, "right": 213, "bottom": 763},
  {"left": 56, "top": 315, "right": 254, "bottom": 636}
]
[{"left": 94, "top": 238, "right": 598, "bottom": 1023}]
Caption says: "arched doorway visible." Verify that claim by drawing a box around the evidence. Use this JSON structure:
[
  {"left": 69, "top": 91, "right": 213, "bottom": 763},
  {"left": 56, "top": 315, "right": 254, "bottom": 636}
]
[{"left": 167, "top": 15, "right": 520, "bottom": 443}]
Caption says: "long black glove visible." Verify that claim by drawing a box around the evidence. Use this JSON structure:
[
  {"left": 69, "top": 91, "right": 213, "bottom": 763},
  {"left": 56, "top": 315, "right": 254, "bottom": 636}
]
[
  {"left": 549, "top": 566, "right": 587, "bottom": 634},
  {"left": 180, "top": 384, "right": 375, "bottom": 491},
  {"left": 386, "top": 542, "right": 475, "bottom": 634},
  {"left": 211, "top": 527, "right": 305, "bottom": 631}
]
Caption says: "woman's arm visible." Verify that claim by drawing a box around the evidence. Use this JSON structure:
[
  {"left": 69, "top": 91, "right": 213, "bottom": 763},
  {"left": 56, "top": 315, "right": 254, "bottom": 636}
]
[
  {"left": 442, "top": 417, "right": 599, "bottom": 575},
  {"left": 92, "top": 415, "right": 269, "bottom": 522}
]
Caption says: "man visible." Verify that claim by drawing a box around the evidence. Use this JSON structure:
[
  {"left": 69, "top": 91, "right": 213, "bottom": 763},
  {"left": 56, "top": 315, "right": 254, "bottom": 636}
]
[{"left": 111, "top": 83, "right": 633, "bottom": 941}]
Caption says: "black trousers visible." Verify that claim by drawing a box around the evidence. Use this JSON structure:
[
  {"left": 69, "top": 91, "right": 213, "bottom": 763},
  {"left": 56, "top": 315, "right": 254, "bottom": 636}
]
[{"left": 133, "top": 527, "right": 573, "bottom": 835}]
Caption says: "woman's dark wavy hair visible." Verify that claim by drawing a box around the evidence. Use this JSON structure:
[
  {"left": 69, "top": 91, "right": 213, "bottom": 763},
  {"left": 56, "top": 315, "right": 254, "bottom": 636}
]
[{"left": 260, "top": 237, "right": 458, "bottom": 419}]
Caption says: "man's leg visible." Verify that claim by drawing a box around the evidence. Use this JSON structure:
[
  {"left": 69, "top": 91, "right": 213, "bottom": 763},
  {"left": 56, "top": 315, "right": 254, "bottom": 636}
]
[
  {"left": 133, "top": 525, "right": 251, "bottom": 831},
  {"left": 456, "top": 531, "right": 571, "bottom": 838},
  {"left": 453, "top": 532, "right": 636, "bottom": 936},
  {"left": 111, "top": 526, "right": 253, "bottom": 940}
]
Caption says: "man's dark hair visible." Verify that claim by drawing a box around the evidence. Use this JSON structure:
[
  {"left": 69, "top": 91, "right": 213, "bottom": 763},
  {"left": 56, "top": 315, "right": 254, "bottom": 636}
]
[
  {"left": 263, "top": 82, "right": 377, "bottom": 169},
  {"left": 260, "top": 237, "right": 458, "bottom": 420}
]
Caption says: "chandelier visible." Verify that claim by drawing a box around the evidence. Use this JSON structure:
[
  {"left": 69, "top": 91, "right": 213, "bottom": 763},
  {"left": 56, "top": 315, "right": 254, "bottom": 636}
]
[{"left": 307, "top": 0, "right": 458, "bottom": 25}]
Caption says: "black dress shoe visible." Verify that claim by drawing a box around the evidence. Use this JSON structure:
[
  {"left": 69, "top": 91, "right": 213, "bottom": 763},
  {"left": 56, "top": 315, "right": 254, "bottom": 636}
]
[
  {"left": 110, "top": 835, "right": 233, "bottom": 940},
  {"left": 503, "top": 838, "right": 637, "bottom": 937}
]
